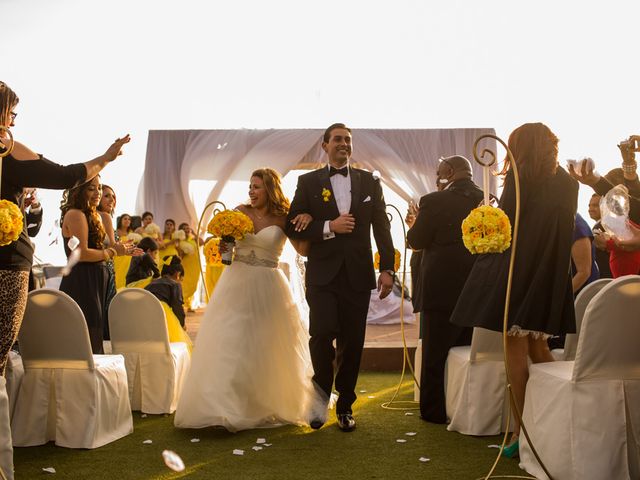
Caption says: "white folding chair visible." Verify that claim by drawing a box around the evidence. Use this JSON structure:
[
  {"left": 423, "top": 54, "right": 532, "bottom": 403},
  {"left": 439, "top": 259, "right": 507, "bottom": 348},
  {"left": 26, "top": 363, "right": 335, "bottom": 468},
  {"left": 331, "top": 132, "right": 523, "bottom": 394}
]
[
  {"left": 0, "top": 378, "right": 13, "bottom": 480},
  {"left": 445, "top": 327, "right": 512, "bottom": 435},
  {"left": 5, "top": 351, "right": 23, "bottom": 422},
  {"left": 109, "top": 288, "right": 190, "bottom": 414},
  {"left": 551, "top": 278, "right": 613, "bottom": 361},
  {"left": 10, "top": 289, "right": 133, "bottom": 449},
  {"left": 520, "top": 275, "right": 640, "bottom": 480}
]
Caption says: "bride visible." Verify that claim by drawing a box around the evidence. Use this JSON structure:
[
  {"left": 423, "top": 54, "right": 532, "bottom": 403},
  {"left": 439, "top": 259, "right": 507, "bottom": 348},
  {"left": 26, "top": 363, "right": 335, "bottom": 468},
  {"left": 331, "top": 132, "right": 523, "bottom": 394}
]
[{"left": 174, "top": 168, "right": 324, "bottom": 432}]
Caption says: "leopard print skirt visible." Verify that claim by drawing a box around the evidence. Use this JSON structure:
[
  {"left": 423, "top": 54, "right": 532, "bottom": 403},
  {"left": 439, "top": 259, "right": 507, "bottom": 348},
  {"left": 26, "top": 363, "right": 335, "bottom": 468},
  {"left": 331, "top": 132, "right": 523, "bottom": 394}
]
[{"left": 0, "top": 270, "right": 29, "bottom": 375}]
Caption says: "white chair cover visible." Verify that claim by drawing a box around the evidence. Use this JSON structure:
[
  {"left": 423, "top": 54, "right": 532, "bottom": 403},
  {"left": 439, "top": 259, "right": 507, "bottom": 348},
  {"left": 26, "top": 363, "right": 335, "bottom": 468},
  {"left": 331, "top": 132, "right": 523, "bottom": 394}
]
[
  {"left": 10, "top": 289, "right": 133, "bottom": 449},
  {"left": 0, "top": 378, "right": 13, "bottom": 480},
  {"left": 520, "top": 275, "right": 640, "bottom": 480},
  {"left": 109, "top": 288, "right": 190, "bottom": 414},
  {"left": 446, "top": 327, "right": 512, "bottom": 435},
  {"left": 552, "top": 278, "right": 613, "bottom": 361},
  {"left": 5, "top": 351, "right": 23, "bottom": 422}
]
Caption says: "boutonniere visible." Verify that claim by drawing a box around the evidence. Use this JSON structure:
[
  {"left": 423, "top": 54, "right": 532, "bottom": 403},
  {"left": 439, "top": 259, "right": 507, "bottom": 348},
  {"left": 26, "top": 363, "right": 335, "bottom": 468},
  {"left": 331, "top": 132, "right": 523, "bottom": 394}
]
[{"left": 321, "top": 188, "right": 331, "bottom": 202}]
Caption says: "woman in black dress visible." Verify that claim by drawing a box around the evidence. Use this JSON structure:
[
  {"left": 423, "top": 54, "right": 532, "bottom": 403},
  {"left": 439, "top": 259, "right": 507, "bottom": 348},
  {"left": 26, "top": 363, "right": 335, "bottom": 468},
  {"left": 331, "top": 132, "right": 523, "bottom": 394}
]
[
  {"left": 450, "top": 123, "right": 578, "bottom": 453},
  {"left": 60, "top": 177, "right": 138, "bottom": 353},
  {"left": 0, "top": 80, "right": 130, "bottom": 373}
]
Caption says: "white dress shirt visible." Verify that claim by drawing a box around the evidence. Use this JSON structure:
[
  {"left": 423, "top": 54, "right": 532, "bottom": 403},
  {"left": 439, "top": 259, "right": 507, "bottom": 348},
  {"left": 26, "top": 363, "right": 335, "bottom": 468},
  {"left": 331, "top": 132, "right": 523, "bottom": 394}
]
[{"left": 323, "top": 164, "right": 351, "bottom": 240}]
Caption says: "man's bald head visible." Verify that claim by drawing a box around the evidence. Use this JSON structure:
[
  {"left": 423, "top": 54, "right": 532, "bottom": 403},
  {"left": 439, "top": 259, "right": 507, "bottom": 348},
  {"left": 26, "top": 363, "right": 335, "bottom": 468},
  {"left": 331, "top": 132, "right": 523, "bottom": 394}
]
[{"left": 440, "top": 155, "right": 473, "bottom": 178}]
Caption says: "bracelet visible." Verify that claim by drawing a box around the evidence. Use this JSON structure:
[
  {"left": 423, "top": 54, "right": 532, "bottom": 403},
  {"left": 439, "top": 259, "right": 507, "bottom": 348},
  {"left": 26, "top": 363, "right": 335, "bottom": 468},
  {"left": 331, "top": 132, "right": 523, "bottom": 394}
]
[{"left": 622, "top": 162, "right": 637, "bottom": 174}]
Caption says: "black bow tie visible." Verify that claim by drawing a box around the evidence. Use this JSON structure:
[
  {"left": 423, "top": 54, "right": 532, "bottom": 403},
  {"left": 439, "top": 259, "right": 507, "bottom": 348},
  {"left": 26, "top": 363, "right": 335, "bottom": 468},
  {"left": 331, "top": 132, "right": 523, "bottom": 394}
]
[{"left": 329, "top": 166, "right": 348, "bottom": 177}]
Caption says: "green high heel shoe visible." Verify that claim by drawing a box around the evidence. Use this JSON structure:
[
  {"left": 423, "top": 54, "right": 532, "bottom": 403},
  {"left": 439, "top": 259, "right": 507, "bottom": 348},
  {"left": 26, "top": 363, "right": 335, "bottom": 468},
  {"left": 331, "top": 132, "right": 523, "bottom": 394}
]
[{"left": 501, "top": 439, "right": 519, "bottom": 458}]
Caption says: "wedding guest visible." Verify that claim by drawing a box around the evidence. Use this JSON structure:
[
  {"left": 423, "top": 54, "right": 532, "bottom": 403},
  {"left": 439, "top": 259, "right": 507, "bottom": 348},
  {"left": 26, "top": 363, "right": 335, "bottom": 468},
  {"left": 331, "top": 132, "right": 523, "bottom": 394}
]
[
  {"left": 0, "top": 80, "right": 130, "bottom": 373},
  {"left": 406, "top": 155, "right": 483, "bottom": 423},
  {"left": 145, "top": 255, "right": 192, "bottom": 352},
  {"left": 450, "top": 123, "right": 578, "bottom": 457},
  {"left": 571, "top": 213, "right": 598, "bottom": 295},
  {"left": 177, "top": 223, "right": 201, "bottom": 311},
  {"left": 126, "top": 237, "right": 160, "bottom": 287},
  {"left": 113, "top": 213, "right": 137, "bottom": 289},
  {"left": 588, "top": 194, "right": 612, "bottom": 278},
  {"left": 159, "top": 218, "right": 179, "bottom": 260},
  {"left": 135, "top": 211, "right": 163, "bottom": 245},
  {"left": 24, "top": 189, "right": 44, "bottom": 291},
  {"left": 286, "top": 123, "right": 395, "bottom": 431},
  {"left": 60, "top": 177, "right": 139, "bottom": 353},
  {"left": 615, "top": 221, "right": 640, "bottom": 251},
  {"left": 98, "top": 184, "right": 117, "bottom": 340}
]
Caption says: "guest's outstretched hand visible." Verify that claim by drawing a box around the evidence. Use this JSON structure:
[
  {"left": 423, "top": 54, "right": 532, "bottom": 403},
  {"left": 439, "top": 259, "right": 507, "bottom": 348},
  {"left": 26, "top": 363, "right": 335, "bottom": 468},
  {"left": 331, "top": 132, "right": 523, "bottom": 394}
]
[
  {"left": 568, "top": 158, "right": 600, "bottom": 186},
  {"left": 104, "top": 134, "right": 131, "bottom": 162}
]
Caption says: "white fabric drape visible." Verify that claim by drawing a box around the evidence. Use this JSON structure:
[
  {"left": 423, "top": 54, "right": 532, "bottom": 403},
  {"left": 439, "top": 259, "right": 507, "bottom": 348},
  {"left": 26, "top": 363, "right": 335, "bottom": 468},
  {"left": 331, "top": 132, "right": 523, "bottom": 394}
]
[{"left": 138, "top": 128, "right": 497, "bottom": 229}]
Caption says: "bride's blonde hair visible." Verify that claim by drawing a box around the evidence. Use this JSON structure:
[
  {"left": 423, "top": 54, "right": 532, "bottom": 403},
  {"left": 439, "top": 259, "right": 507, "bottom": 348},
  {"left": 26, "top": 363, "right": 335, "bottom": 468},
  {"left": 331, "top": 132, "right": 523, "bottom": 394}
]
[{"left": 250, "top": 168, "right": 290, "bottom": 217}]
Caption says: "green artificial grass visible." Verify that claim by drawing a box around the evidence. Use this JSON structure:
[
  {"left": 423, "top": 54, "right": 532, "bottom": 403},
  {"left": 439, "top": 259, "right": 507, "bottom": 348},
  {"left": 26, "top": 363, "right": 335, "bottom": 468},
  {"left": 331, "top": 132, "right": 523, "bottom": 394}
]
[{"left": 13, "top": 372, "right": 526, "bottom": 479}]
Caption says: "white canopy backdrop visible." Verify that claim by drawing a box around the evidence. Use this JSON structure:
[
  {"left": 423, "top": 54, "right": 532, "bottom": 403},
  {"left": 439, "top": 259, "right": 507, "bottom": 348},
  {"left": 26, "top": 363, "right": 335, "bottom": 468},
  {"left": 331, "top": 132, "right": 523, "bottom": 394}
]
[{"left": 138, "top": 128, "right": 497, "bottom": 230}]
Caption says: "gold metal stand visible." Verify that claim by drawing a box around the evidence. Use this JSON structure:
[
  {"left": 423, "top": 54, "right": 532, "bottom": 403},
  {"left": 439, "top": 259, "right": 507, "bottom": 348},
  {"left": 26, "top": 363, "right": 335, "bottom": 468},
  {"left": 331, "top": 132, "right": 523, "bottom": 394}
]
[
  {"left": 380, "top": 203, "right": 420, "bottom": 411},
  {"left": 195, "top": 200, "right": 227, "bottom": 302}
]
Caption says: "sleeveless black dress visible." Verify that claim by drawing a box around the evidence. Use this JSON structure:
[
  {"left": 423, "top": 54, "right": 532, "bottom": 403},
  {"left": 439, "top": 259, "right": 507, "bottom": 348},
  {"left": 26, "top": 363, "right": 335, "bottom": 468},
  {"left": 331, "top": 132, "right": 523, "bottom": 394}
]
[{"left": 59, "top": 235, "right": 110, "bottom": 354}]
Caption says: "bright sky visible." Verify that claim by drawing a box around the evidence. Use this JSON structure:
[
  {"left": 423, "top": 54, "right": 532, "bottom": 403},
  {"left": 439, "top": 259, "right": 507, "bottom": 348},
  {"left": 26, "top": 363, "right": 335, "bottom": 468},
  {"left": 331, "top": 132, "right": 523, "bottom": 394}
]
[{"left": 4, "top": 0, "right": 639, "bottom": 264}]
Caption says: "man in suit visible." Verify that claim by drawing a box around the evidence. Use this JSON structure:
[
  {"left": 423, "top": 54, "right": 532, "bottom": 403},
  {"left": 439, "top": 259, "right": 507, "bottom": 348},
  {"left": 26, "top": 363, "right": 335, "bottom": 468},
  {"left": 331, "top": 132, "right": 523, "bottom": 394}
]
[
  {"left": 287, "top": 123, "right": 395, "bottom": 432},
  {"left": 406, "top": 155, "right": 483, "bottom": 423}
]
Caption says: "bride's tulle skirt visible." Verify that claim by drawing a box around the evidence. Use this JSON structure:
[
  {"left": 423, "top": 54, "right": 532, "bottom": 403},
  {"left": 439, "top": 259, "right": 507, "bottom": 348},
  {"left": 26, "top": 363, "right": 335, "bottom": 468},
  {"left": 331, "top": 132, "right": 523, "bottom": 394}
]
[{"left": 174, "top": 261, "right": 324, "bottom": 432}]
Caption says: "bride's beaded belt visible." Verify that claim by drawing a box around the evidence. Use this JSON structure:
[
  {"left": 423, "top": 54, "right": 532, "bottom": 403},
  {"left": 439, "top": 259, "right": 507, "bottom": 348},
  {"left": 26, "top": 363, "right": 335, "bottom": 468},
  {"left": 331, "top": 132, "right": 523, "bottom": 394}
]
[{"left": 234, "top": 250, "right": 278, "bottom": 268}]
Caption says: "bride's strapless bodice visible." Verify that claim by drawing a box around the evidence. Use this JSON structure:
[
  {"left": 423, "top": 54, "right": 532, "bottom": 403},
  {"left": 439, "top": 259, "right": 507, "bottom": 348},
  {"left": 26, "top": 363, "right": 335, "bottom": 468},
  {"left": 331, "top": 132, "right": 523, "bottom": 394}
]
[{"left": 234, "top": 225, "right": 286, "bottom": 267}]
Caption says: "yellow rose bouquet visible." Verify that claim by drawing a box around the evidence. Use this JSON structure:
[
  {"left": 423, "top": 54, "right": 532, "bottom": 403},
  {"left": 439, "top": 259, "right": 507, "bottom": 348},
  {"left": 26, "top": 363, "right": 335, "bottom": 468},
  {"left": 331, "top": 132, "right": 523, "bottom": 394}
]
[
  {"left": 0, "top": 199, "right": 23, "bottom": 246},
  {"left": 203, "top": 237, "right": 222, "bottom": 266},
  {"left": 206, "top": 210, "right": 254, "bottom": 265},
  {"left": 461, "top": 205, "right": 511, "bottom": 254},
  {"left": 374, "top": 248, "right": 401, "bottom": 272}
]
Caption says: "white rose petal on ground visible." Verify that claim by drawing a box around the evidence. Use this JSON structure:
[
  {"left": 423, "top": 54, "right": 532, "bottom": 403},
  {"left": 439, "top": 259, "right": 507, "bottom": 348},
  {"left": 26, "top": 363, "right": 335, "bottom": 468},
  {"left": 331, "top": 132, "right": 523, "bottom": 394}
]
[
  {"left": 252, "top": 446, "right": 263, "bottom": 451},
  {"left": 143, "top": 439, "right": 153, "bottom": 444},
  {"left": 263, "top": 443, "right": 272, "bottom": 447},
  {"left": 367, "top": 395, "right": 375, "bottom": 399},
  {"left": 359, "top": 390, "right": 367, "bottom": 393},
  {"left": 405, "top": 432, "right": 417, "bottom": 436},
  {"left": 233, "top": 449, "right": 245, "bottom": 456},
  {"left": 162, "top": 450, "right": 185, "bottom": 472},
  {"left": 141, "top": 414, "right": 147, "bottom": 418},
  {"left": 404, "top": 412, "right": 414, "bottom": 416},
  {"left": 487, "top": 444, "right": 501, "bottom": 449},
  {"left": 190, "top": 438, "right": 200, "bottom": 443},
  {"left": 396, "top": 439, "right": 407, "bottom": 443},
  {"left": 42, "top": 467, "right": 56, "bottom": 474},
  {"left": 419, "top": 457, "right": 430, "bottom": 463}
]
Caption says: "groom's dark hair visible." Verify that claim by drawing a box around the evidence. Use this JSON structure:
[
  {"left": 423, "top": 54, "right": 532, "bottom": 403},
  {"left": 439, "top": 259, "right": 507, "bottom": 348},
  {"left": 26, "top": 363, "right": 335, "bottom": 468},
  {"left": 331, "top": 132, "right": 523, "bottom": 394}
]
[{"left": 323, "top": 123, "right": 351, "bottom": 143}]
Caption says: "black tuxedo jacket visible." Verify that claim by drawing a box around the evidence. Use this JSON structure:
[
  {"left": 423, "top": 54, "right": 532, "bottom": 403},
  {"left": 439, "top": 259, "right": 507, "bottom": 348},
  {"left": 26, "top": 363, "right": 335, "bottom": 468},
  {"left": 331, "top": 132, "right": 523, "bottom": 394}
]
[
  {"left": 406, "top": 178, "right": 483, "bottom": 312},
  {"left": 287, "top": 166, "right": 394, "bottom": 291}
]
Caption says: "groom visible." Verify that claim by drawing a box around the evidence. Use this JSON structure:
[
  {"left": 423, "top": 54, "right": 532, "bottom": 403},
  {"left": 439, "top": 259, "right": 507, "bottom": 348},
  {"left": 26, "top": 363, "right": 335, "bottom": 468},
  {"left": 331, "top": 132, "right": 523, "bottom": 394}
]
[{"left": 287, "top": 123, "right": 395, "bottom": 432}]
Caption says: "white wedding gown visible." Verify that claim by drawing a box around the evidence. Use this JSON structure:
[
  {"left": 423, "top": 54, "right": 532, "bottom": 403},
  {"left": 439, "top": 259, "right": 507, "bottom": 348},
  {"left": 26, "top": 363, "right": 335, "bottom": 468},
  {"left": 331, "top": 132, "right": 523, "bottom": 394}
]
[{"left": 174, "top": 225, "right": 322, "bottom": 432}]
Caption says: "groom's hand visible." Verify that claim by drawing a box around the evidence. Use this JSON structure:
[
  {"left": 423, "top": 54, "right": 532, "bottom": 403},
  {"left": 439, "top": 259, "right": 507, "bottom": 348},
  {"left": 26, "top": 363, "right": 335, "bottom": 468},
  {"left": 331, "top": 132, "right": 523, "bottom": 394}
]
[
  {"left": 377, "top": 271, "right": 394, "bottom": 299},
  {"left": 329, "top": 213, "right": 355, "bottom": 234}
]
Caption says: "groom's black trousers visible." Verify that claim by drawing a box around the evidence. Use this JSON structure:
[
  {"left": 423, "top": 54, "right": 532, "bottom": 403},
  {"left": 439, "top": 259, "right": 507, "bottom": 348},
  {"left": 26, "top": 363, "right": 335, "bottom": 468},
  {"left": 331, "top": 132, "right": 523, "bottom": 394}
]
[{"left": 306, "top": 264, "right": 370, "bottom": 415}]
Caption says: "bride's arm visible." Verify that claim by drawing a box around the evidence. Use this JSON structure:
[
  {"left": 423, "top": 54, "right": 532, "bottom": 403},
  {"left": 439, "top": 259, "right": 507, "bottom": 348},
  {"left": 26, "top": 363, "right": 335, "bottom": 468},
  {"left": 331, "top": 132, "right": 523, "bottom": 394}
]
[
  {"left": 289, "top": 238, "right": 310, "bottom": 256},
  {"left": 282, "top": 214, "right": 311, "bottom": 256}
]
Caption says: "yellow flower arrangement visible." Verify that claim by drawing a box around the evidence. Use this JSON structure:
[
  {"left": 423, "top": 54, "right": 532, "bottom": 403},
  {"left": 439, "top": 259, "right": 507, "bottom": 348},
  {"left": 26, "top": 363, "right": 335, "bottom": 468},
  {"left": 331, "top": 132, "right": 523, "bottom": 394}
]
[
  {"left": 461, "top": 205, "right": 511, "bottom": 254},
  {"left": 0, "top": 199, "right": 23, "bottom": 246},
  {"left": 203, "top": 237, "right": 222, "bottom": 266},
  {"left": 322, "top": 188, "right": 331, "bottom": 203},
  {"left": 206, "top": 210, "right": 254, "bottom": 241},
  {"left": 374, "top": 248, "right": 402, "bottom": 271}
]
